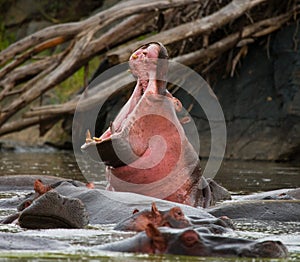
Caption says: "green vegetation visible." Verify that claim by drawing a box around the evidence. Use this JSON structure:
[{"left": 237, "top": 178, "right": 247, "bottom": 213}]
[
  {"left": 0, "top": 20, "right": 15, "bottom": 51},
  {"left": 52, "top": 57, "right": 101, "bottom": 104}
]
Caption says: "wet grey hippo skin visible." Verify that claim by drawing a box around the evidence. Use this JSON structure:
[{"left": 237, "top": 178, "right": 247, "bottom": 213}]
[
  {"left": 208, "top": 188, "right": 300, "bottom": 221},
  {"left": 1, "top": 178, "right": 215, "bottom": 229},
  {"left": 236, "top": 188, "right": 300, "bottom": 201},
  {"left": 24, "top": 182, "right": 300, "bottom": 223},
  {"left": 96, "top": 224, "right": 288, "bottom": 258},
  {"left": 208, "top": 199, "right": 300, "bottom": 221},
  {"left": 0, "top": 232, "right": 71, "bottom": 251},
  {"left": 1, "top": 177, "right": 299, "bottom": 227},
  {"left": 53, "top": 182, "right": 215, "bottom": 224},
  {"left": 18, "top": 190, "right": 89, "bottom": 229}
]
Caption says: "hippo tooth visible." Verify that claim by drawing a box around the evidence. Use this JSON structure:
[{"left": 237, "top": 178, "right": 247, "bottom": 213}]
[
  {"left": 110, "top": 121, "right": 115, "bottom": 134},
  {"left": 172, "top": 97, "right": 182, "bottom": 112},
  {"left": 180, "top": 116, "right": 191, "bottom": 125},
  {"left": 85, "top": 129, "right": 93, "bottom": 143},
  {"left": 132, "top": 54, "right": 138, "bottom": 59}
]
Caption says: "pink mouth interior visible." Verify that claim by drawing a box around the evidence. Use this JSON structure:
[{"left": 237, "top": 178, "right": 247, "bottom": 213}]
[
  {"left": 99, "top": 44, "right": 164, "bottom": 142},
  {"left": 99, "top": 80, "right": 147, "bottom": 141}
]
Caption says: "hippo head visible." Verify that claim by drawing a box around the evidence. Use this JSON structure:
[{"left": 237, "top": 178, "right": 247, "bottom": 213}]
[
  {"left": 81, "top": 42, "right": 204, "bottom": 206},
  {"left": 143, "top": 225, "right": 288, "bottom": 258},
  {"left": 114, "top": 202, "right": 191, "bottom": 232}
]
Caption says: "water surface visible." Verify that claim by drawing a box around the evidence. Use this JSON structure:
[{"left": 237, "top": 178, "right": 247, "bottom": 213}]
[{"left": 0, "top": 149, "right": 299, "bottom": 261}]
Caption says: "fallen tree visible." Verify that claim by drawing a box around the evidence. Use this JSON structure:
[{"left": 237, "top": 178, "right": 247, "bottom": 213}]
[{"left": 0, "top": 0, "right": 299, "bottom": 136}]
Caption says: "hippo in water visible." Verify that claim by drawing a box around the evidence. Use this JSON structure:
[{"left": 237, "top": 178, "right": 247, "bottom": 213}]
[
  {"left": 81, "top": 42, "right": 230, "bottom": 207},
  {"left": 97, "top": 223, "right": 288, "bottom": 258},
  {"left": 0, "top": 177, "right": 216, "bottom": 227},
  {"left": 0, "top": 176, "right": 292, "bottom": 258},
  {"left": 114, "top": 202, "right": 234, "bottom": 234},
  {"left": 1, "top": 176, "right": 300, "bottom": 226}
]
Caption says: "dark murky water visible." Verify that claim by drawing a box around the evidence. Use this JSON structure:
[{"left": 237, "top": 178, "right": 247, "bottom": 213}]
[{"left": 0, "top": 149, "right": 299, "bottom": 261}]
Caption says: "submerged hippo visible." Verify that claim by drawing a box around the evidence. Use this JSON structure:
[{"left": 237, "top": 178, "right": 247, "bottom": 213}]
[
  {"left": 0, "top": 176, "right": 292, "bottom": 257},
  {"left": 81, "top": 42, "right": 230, "bottom": 207},
  {"left": 114, "top": 202, "right": 234, "bottom": 233},
  {"left": 0, "top": 178, "right": 216, "bottom": 227},
  {"left": 97, "top": 224, "right": 288, "bottom": 258}
]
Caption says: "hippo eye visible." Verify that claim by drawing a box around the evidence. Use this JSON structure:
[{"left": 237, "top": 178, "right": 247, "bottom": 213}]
[
  {"left": 173, "top": 208, "right": 184, "bottom": 218},
  {"left": 141, "top": 44, "right": 150, "bottom": 49},
  {"left": 181, "top": 230, "right": 199, "bottom": 247}
]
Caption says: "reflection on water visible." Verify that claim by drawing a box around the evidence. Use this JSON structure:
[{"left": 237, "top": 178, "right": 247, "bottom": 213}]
[
  {"left": 1, "top": 150, "right": 299, "bottom": 193},
  {"left": 0, "top": 150, "right": 85, "bottom": 182},
  {"left": 0, "top": 149, "right": 299, "bottom": 261},
  {"left": 215, "top": 160, "right": 300, "bottom": 195}
]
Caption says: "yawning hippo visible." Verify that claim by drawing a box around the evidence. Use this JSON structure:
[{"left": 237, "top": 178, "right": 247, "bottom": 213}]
[{"left": 81, "top": 42, "right": 230, "bottom": 207}]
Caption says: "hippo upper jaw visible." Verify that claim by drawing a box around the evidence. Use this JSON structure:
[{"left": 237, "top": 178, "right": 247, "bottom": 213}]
[
  {"left": 81, "top": 77, "right": 167, "bottom": 167},
  {"left": 81, "top": 45, "right": 168, "bottom": 167}
]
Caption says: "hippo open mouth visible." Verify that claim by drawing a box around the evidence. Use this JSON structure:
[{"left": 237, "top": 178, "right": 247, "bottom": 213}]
[
  {"left": 81, "top": 42, "right": 172, "bottom": 167},
  {"left": 81, "top": 42, "right": 210, "bottom": 207}
]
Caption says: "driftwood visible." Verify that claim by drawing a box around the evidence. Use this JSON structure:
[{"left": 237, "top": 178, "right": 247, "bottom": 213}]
[{"left": 0, "top": 0, "right": 299, "bottom": 136}]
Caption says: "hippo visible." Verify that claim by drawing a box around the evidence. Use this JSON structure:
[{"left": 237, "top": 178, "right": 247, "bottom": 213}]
[
  {"left": 114, "top": 201, "right": 234, "bottom": 233},
  {"left": 114, "top": 202, "right": 192, "bottom": 231},
  {"left": 208, "top": 199, "right": 300, "bottom": 221},
  {"left": 0, "top": 177, "right": 216, "bottom": 227},
  {"left": 208, "top": 188, "right": 300, "bottom": 221},
  {"left": 0, "top": 176, "right": 292, "bottom": 257},
  {"left": 1, "top": 189, "right": 89, "bottom": 229},
  {"left": 96, "top": 224, "right": 288, "bottom": 258},
  {"left": 1, "top": 176, "right": 299, "bottom": 227},
  {"left": 81, "top": 42, "right": 231, "bottom": 207},
  {"left": 0, "top": 232, "right": 71, "bottom": 251},
  {"left": 18, "top": 190, "right": 89, "bottom": 229}
]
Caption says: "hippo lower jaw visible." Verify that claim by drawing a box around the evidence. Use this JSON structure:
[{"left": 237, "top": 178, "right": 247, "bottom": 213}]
[{"left": 19, "top": 214, "right": 78, "bottom": 229}]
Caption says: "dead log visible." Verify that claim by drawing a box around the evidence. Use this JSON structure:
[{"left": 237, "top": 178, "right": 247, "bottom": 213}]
[
  {"left": 0, "top": 0, "right": 298, "bottom": 136},
  {"left": 23, "top": 11, "right": 296, "bottom": 120},
  {"left": 0, "top": 0, "right": 198, "bottom": 66},
  {"left": 0, "top": 0, "right": 197, "bottom": 127},
  {"left": 174, "top": 12, "right": 295, "bottom": 66},
  {"left": 106, "top": 0, "right": 267, "bottom": 64}
]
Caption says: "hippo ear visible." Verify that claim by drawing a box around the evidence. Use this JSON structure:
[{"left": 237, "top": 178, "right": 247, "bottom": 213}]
[
  {"left": 145, "top": 223, "right": 166, "bottom": 252},
  {"left": 34, "top": 179, "right": 52, "bottom": 195},
  {"left": 151, "top": 202, "right": 160, "bottom": 217},
  {"left": 34, "top": 179, "right": 43, "bottom": 193}
]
